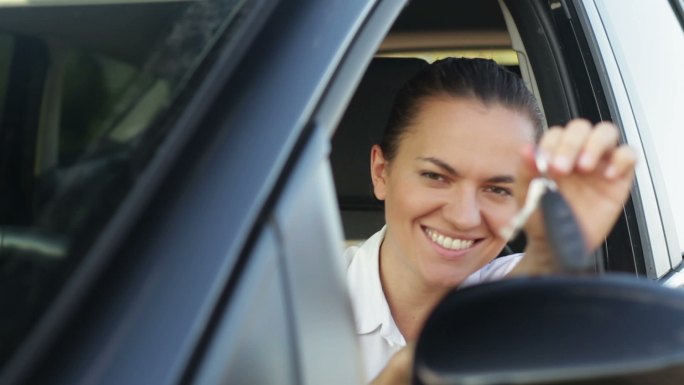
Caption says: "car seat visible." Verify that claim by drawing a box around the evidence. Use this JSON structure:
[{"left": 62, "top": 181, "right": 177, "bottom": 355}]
[{"left": 331, "top": 57, "right": 429, "bottom": 243}]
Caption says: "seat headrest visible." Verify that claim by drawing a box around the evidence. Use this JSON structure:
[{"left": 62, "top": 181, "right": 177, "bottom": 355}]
[{"left": 331, "top": 57, "right": 429, "bottom": 210}]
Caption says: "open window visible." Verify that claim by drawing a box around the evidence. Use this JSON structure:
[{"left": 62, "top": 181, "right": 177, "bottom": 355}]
[{"left": 330, "top": 0, "right": 645, "bottom": 276}]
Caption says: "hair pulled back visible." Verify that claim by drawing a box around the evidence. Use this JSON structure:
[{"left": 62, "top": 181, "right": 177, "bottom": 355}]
[{"left": 380, "top": 57, "right": 544, "bottom": 161}]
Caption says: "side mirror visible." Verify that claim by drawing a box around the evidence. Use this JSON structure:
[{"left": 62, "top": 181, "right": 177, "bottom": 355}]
[{"left": 414, "top": 275, "right": 684, "bottom": 385}]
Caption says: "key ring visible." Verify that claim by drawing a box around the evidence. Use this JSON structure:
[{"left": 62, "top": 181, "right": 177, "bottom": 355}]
[
  {"left": 535, "top": 150, "right": 557, "bottom": 190},
  {"left": 498, "top": 150, "right": 557, "bottom": 241}
]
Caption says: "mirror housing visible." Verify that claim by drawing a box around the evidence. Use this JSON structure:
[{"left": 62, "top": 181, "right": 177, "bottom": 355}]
[{"left": 414, "top": 275, "right": 684, "bottom": 385}]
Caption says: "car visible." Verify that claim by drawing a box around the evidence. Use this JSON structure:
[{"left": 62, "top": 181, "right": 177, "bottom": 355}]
[{"left": 0, "top": 0, "right": 682, "bottom": 384}]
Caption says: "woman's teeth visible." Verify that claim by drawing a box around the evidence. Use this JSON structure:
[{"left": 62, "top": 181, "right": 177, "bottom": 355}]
[{"left": 425, "top": 228, "right": 474, "bottom": 250}]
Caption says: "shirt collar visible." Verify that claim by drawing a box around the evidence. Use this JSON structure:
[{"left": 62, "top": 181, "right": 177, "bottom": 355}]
[
  {"left": 346, "top": 227, "right": 523, "bottom": 349},
  {"left": 347, "top": 227, "right": 405, "bottom": 345}
]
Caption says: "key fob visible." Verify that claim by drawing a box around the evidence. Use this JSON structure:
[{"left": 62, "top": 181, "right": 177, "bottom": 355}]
[{"left": 540, "top": 189, "right": 594, "bottom": 271}]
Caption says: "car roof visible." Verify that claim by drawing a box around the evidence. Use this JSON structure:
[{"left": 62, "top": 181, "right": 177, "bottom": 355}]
[{"left": 0, "top": 1, "right": 191, "bottom": 64}]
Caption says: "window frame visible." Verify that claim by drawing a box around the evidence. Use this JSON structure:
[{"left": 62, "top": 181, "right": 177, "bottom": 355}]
[{"left": 573, "top": 0, "right": 683, "bottom": 280}]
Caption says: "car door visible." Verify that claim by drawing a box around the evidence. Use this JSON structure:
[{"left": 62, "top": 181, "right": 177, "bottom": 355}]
[{"left": 0, "top": 0, "right": 387, "bottom": 384}]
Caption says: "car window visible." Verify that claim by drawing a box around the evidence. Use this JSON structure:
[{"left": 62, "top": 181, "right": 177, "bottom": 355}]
[
  {"left": 0, "top": 0, "right": 250, "bottom": 365},
  {"left": 595, "top": 0, "right": 684, "bottom": 266},
  {"left": 332, "top": 1, "right": 535, "bottom": 256}
]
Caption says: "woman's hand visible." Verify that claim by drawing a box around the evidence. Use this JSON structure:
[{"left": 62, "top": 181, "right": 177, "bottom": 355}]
[
  {"left": 370, "top": 344, "right": 415, "bottom": 385},
  {"left": 510, "top": 119, "right": 637, "bottom": 275}
]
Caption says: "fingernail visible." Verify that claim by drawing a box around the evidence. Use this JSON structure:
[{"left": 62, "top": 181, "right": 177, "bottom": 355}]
[
  {"left": 535, "top": 149, "right": 550, "bottom": 168},
  {"left": 604, "top": 165, "right": 618, "bottom": 179},
  {"left": 553, "top": 156, "right": 572, "bottom": 173},
  {"left": 578, "top": 153, "right": 594, "bottom": 170}
]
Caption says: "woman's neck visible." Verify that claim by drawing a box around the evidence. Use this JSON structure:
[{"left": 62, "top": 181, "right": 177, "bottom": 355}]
[{"left": 378, "top": 239, "right": 451, "bottom": 342}]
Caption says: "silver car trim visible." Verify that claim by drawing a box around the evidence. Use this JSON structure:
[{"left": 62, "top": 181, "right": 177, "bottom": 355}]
[{"left": 580, "top": 0, "right": 671, "bottom": 278}]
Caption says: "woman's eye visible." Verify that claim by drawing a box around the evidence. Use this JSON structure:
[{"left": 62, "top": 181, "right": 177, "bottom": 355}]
[
  {"left": 484, "top": 186, "right": 512, "bottom": 196},
  {"left": 420, "top": 171, "right": 445, "bottom": 182}
]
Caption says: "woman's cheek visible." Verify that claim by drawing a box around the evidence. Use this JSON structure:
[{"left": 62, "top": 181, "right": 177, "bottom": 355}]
[{"left": 480, "top": 198, "right": 518, "bottom": 233}]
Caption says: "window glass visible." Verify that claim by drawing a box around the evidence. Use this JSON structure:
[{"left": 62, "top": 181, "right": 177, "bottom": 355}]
[
  {"left": 0, "top": 34, "right": 11, "bottom": 117},
  {"left": 597, "top": 0, "right": 684, "bottom": 262},
  {"left": 59, "top": 51, "right": 142, "bottom": 165},
  {"left": 0, "top": 0, "right": 250, "bottom": 364}
]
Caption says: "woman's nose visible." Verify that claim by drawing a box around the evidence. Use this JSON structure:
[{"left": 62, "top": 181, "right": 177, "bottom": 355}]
[{"left": 443, "top": 189, "right": 482, "bottom": 229}]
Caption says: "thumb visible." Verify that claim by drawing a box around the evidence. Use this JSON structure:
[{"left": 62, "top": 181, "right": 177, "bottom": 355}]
[{"left": 370, "top": 344, "right": 415, "bottom": 385}]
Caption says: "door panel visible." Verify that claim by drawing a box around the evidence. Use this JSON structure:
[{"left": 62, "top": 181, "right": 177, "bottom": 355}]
[{"left": 191, "top": 227, "right": 299, "bottom": 385}]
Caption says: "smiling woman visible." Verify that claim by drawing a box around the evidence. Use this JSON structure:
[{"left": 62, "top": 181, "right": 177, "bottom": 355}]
[
  {"left": 371, "top": 96, "right": 534, "bottom": 287},
  {"left": 345, "top": 57, "right": 540, "bottom": 381},
  {"left": 344, "top": 56, "right": 637, "bottom": 384}
]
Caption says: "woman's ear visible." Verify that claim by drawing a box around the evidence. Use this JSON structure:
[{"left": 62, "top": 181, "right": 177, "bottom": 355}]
[{"left": 370, "top": 145, "right": 389, "bottom": 201}]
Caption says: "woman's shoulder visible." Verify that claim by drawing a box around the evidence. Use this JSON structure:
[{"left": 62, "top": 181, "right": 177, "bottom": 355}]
[
  {"left": 343, "top": 226, "right": 387, "bottom": 268},
  {"left": 480, "top": 253, "right": 524, "bottom": 278},
  {"left": 343, "top": 242, "right": 362, "bottom": 268},
  {"left": 461, "top": 253, "right": 524, "bottom": 288}
]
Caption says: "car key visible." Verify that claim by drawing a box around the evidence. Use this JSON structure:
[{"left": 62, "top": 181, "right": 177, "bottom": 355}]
[
  {"left": 540, "top": 187, "right": 592, "bottom": 271},
  {"left": 499, "top": 150, "right": 556, "bottom": 240},
  {"left": 499, "top": 176, "right": 552, "bottom": 241},
  {"left": 500, "top": 151, "right": 593, "bottom": 272},
  {"left": 536, "top": 151, "right": 593, "bottom": 272}
]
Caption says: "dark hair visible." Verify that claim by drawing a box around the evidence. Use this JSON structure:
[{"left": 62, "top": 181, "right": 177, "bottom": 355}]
[{"left": 380, "top": 57, "right": 544, "bottom": 161}]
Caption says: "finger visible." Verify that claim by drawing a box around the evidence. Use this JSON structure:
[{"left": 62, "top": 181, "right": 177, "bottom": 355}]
[
  {"left": 532, "top": 126, "right": 565, "bottom": 176},
  {"left": 370, "top": 345, "right": 414, "bottom": 385},
  {"left": 604, "top": 145, "right": 638, "bottom": 180},
  {"left": 515, "top": 144, "right": 538, "bottom": 208},
  {"left": 577, "top": 122, "right": 620, "bottom": 172},
  {"left": 550, "top": 119, "right": 592, "bottom": 174},
  {"left": 537, "top": 126, "right": 563, "bottom": 155},
  {"left": 520, "top": 143, "right": 538, "bottom": 177}
]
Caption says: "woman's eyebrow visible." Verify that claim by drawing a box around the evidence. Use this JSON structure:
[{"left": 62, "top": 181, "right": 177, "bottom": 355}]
[
  {"left": 417, "top": 157, "right": 515, "bottom": 183},
  {"left": 417, "top": 157, "right": 458, "bottom": 175},
  {"left": 486, "top": 175, "right": 515, "bottom": 184}
]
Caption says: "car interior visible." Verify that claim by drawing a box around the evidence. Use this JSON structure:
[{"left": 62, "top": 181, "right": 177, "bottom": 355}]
[{"left": 0, "top": 0, "right": 229, "bottom": 368}]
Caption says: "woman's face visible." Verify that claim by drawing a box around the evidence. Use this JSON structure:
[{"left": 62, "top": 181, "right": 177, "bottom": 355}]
[{"left": 371, "top": 96, "right": 535, "bottom": 289}]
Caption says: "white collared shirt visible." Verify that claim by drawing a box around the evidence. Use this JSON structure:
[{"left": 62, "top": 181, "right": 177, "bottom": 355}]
[{"left": 344, "top": 226, "right": 522, "bottom": 382}]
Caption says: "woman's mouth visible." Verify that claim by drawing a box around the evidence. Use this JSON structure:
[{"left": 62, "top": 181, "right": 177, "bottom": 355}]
[{"left": 423, "top": 227, "right": 478, "bottom": 251}]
